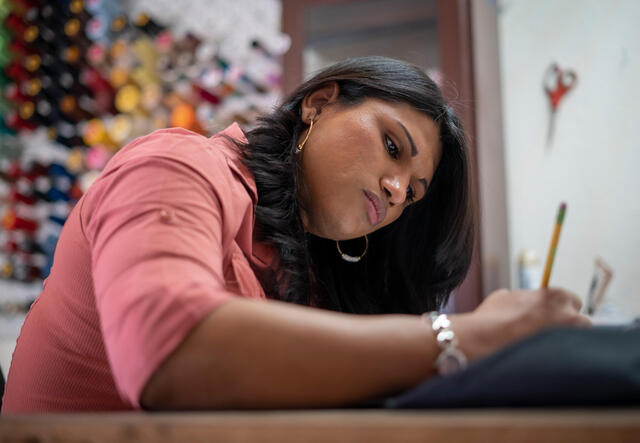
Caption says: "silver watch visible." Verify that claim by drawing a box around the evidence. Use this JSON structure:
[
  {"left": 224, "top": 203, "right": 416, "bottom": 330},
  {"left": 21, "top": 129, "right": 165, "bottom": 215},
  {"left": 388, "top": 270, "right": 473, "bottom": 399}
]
[{"left": 424, "top": 311, "right": 468, "bottom": 376}]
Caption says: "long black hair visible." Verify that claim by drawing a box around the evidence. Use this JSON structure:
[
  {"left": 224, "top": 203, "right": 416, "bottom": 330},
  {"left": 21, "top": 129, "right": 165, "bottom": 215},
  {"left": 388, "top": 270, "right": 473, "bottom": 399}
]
[{"left": 234, "top": 56, "right": 474, "bottom": 314}]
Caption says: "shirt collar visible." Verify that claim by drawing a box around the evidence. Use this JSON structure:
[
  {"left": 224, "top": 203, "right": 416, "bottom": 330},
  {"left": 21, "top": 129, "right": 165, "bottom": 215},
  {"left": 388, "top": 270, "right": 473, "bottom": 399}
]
[{"left": 212, "top": 122, "right": 257, "bottom": 203}]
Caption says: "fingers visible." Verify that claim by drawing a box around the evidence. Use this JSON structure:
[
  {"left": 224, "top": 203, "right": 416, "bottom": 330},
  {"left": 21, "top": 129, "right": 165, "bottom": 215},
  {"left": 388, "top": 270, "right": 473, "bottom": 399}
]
[
  {"left": 567, "top": 291, "right": 583, "bottom": 312},
  {"left": 548, "top": 287, "right": 583, "bottom": 312},
  {"left": 546, "top": 288, "right": 591, "bottom": 328},
  {"left": 573, "top": 314, "right": 592, "bottom": 327}
]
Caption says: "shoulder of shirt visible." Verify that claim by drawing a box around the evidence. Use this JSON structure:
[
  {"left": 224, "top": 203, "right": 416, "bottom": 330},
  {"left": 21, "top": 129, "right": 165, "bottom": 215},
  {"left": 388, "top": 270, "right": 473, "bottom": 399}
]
[{"left": 99, "top": 123, "right": 257, "bottom": 203}]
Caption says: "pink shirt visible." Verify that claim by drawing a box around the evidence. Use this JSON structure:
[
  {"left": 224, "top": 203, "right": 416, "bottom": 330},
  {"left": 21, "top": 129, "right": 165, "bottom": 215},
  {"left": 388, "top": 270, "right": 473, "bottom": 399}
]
[{"left": 2, "top": 124, "right": 277, "bottom": 413}]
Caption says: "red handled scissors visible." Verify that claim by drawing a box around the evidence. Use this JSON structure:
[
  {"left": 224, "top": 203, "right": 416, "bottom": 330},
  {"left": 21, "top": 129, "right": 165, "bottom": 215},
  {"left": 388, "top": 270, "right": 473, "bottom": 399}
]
[{"left": 544, "top": 63, "right": 577, "bottom": 146}]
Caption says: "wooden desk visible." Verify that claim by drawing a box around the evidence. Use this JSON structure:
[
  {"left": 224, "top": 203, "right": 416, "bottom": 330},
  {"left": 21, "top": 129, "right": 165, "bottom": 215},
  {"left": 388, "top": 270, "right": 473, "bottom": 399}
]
[{"left": 1, "top": 409, "right": 639, "bottom": 443}]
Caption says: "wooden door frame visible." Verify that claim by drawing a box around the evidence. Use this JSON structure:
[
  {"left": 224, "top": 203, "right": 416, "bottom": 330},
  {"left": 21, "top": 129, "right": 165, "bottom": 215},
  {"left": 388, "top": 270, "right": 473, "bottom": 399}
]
[
  {"left": 281, "top": 0, "right": 483, "bottom": 312},
  {"left": 437, "top": 0, "right": 483, "bottom": 312}
]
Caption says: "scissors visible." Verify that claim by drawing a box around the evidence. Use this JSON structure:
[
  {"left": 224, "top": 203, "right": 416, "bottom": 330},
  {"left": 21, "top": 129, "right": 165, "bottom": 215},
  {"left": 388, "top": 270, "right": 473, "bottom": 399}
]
[{"left": 543, "top": 63, "right": 577, "bottom": 146}]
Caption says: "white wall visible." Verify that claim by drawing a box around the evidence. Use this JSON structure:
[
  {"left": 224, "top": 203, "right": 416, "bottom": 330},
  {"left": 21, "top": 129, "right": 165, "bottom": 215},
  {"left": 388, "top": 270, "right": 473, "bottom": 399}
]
[{"left": 498, "top": 0, "right": 640, "bottom": 315}]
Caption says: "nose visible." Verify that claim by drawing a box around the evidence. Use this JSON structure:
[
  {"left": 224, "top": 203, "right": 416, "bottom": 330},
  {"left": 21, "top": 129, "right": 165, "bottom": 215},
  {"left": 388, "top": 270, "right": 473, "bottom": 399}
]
[{"left": 381, "top": 173, "right": 409, "bottom": 206}]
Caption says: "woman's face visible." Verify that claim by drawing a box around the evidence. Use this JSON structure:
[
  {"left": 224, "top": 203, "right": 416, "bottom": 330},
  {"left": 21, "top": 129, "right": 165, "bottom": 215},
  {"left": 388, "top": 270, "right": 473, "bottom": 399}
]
[{"left": 297, "top": 83, "right": 443, "bottom": 241}]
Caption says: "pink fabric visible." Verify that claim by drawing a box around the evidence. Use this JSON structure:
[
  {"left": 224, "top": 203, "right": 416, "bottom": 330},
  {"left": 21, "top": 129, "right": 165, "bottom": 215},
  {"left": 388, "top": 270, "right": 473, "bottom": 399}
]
[{"left": 2, "top": 124, "right": 276, "bottom": 413}]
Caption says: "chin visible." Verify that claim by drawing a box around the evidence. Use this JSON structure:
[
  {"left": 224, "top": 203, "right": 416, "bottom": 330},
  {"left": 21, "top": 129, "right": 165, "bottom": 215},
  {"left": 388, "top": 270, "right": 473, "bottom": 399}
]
[
  {"left": 308, "top": 205, "right": 366, "bottom": 240},
  {"left": 310, "top": 221, "right": 357, "bottom": 241},
  {"left": 333, "top": 223, "right": 368, "bottom": 241}
]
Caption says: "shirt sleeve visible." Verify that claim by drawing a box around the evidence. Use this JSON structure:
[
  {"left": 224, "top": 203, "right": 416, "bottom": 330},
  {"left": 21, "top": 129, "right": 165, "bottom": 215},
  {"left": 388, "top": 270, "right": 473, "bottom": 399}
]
[{"left": 84, "top": 153, "right": 234, "bottom": 408}]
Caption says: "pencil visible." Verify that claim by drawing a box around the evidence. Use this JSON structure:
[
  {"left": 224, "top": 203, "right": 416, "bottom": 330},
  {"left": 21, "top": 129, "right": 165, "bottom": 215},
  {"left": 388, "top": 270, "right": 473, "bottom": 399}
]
[{"left": 540, "top": 202, "right": 567, "bottom": 288}]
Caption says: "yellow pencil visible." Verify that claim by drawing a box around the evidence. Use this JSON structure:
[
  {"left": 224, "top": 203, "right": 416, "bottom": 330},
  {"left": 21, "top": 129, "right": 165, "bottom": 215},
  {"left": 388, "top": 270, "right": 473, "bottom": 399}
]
[{"left": 540, "top": 202, "right": 567, "bottom": 288}]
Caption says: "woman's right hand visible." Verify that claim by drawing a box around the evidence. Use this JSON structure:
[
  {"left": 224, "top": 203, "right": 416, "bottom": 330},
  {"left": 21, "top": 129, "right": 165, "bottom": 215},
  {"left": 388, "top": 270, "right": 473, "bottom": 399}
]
[{"left": 451, "top": 287, "right": 592, "bottom": 362}]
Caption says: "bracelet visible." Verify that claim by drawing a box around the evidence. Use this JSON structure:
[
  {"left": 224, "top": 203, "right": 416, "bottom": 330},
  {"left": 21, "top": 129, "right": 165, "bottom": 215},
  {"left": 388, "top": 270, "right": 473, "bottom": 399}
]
[{"left": 422, "top": 311, "right": 468, "bottom": 376}]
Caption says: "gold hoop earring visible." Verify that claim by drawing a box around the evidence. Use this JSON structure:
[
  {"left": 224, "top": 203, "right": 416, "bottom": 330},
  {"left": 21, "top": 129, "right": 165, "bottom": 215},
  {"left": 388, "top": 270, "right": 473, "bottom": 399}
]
[
  {"left": 336, "top": 235, "right": 368, "bottom": 263},
  {"left": 297, "top": 119, "right": 314, "bottom": 152}
]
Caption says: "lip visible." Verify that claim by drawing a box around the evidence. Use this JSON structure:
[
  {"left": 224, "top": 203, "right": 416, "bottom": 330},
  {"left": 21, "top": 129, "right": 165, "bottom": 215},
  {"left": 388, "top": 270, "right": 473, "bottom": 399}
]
[{"left": 363, "top": 190, "right": 386, "bottom": 227}]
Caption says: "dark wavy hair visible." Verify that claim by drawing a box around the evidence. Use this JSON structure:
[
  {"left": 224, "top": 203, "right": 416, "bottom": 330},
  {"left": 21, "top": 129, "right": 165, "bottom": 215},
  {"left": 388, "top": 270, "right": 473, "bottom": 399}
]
[{"left": 233, "top": 56, "right": 474, "bottom": 314}]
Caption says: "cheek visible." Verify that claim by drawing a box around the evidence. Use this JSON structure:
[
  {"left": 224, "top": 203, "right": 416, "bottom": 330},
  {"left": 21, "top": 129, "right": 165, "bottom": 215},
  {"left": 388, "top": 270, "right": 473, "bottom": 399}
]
[
  {"left": 312, "top": 123, "right": 378, "bottom": 189},
  {"left": 301, "top": 112, "right": 385, "bottom": 233}
]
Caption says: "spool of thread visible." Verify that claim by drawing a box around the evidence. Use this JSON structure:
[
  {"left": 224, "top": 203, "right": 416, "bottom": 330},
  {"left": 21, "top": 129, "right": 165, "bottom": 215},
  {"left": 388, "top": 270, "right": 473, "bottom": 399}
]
[
  {"left": 50, "top": 122, "right": 86, "bottom": 148},
  {"left": 48, "top": 214, "right": 67, "bottom": 226},
  {"left": 109, "top": 66, "right": 130, "bottom": 89},
  {"left": 51, "top": 175, "right": 73, "bottom": 195},
  {"left": 12, "top": 201, "right": 48, "bottom": 220},
  {"left": 140, "top": 82, "right": 162, "bottom": 112},
  {"left": 12, "top": 261, "right": 43, "bottom": 282},
  {"left": 48, "top": 163, "right": 75, "bottom": 181},
  {"left": 86, "top": 15, "right": 109, "bottom": 42},
  {"left": 86, "top": 41, "right": 108, "bottom": 65},
  {"left": 106, "top": 114, "right": 132, "bottom": 147},
  {"left": 114, "top": 83, "right": 142, "bottom": 114},
  {"left": 83, "top": 118, "right": 116, "bottom": 147},
  {"left": 132, "top": 36, "right": 159, "bottom": 69},
  {"left": 69, "top": 0, "right": 92, "bottom": 25},
  {"left": 154, "top": 30, "right": 173, "bottom": 53},
  {"left": 0, "top": 258, "right": 14, "bottom": 279},
  {"left": 23, "top": 161, "right": 49, "bottom": 181},
  {"left": 66, "top": 148, "right": 86, "bottom": 174},
  {"left": 2, "top": 240, "right": 19, "bottom": 254},
  {"left": 78, "top": 169, "right": 101, "bottom": 193},
  {"left": 68, "top": 183, "right": 84, "bottom": 200},
  {"left": 171, "top": 102, "right": 204, "bottom": 134},
  {"left": 16, "top": 236, "right": 45, "bottom": 255},
  {"left": 85, "top": 144, "right": 111, "bottom": 170},
  {"left": 9, "top": 188, "right": 36, "bottom": 205},
  {"left": 0, "top": 160, "right": 20, "bottom": 183},
  {"left": 8, "top": 40, "right": 34, "bottom": 60},
  {"left": 61, "top": 45, "right": 85, "bottom": 68},
  {"left": 64, "top": 18, "right": 91, "bottom": 49},
  {"left": 134, "top": 12, "right": 164, "bottom": 37},
  {"left": 5, "top": 110, "right": 37, "bottom": 131},
  {"left": 5, "top": 62, "right": 31, "bottom": 83},
  {"left": 84, "top": 0, "right": 121, "bottom": 16},
  {"left": 192, "top": 83, "right": 221, "bottom": 105},
  {"left": 4, "top": 83, "right": 28, "bottom": 104},
  {"left": 196, "top": 102, "right": 215, "bottom": 125},
  {"left": 110, "top": 14, "right": 130, "bottom": 36},
  {"left": 2, "top": 209, "right": 38, "bottom": 232},
  {"left": 149, "top": 108, "right": 169, "bottom": 131},
  {"left": 109, "top": 39, "right": 136, "bottom": 70}
]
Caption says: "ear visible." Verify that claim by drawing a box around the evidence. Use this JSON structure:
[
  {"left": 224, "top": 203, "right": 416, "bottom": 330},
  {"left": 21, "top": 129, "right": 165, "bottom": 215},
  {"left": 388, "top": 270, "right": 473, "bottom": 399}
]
[{"left": 300, "top": 81, "right": 339, "bottom": 124}]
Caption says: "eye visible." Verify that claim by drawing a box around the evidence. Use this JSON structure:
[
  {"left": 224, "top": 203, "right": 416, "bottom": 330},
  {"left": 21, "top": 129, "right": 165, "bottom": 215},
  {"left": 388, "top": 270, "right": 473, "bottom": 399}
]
[
  {"left": 385, "top": 135, "right": 416, "bottom": 204},
  {"left": 405, "top": 185, "right": 416, "bottom": 203},
  {"left": 385, "top": 135, "right": 400, "bottom": 159}
]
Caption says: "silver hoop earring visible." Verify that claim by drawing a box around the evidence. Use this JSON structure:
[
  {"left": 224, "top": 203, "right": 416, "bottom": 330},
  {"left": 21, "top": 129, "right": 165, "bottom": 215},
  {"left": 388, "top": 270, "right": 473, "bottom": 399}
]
[{"left": 336, "top": 235, "right": 368, "bottom": 263}]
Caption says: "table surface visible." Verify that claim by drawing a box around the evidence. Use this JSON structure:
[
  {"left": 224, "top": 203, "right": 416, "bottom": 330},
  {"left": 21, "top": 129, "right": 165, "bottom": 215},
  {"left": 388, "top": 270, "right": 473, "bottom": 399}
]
[{"left": 1, "top": 409, "right": 640, "bottom": 443}]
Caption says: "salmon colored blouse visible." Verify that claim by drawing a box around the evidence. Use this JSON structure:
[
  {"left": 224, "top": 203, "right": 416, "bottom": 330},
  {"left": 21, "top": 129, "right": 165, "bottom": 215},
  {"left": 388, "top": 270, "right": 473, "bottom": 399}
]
[{"left": 2, "top": 124, "right": 277, "bottom": 413}]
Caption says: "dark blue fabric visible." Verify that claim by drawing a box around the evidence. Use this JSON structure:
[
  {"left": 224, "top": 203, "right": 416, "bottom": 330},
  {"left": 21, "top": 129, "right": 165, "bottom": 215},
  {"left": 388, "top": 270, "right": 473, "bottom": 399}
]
[{"left": 385, "top": 325, "right": 640, "bottom": 408}]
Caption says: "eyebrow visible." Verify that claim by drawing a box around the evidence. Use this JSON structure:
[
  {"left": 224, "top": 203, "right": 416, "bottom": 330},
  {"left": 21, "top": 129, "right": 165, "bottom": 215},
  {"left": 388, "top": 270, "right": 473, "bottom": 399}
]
[
  {"left": 419, "top": 178, "right": 428, "bottom": 196},
  {"left": 395, "top": 119, "right": 428, "bottom": 197},
  {"left": 395, "top": 119, "right": 418, "bottom": 157}
]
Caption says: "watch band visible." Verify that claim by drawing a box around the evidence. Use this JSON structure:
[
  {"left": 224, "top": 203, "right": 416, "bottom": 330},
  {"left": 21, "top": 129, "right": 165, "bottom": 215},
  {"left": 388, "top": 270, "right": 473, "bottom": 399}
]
[{"left": 423, "top": 311, "right": 468, "bottom": 376}]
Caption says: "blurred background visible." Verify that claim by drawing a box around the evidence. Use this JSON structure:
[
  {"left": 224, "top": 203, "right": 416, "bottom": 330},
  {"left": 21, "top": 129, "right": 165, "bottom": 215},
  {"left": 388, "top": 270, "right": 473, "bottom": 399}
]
[{"left": 1, "top": 0, "right": 638, "bottom": 374}]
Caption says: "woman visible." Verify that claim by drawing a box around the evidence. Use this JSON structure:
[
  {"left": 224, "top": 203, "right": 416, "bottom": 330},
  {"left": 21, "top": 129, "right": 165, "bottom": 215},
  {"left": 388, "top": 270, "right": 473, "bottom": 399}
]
[{"left": 1, "top": 57, "right": 589, "bottom": 412}]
